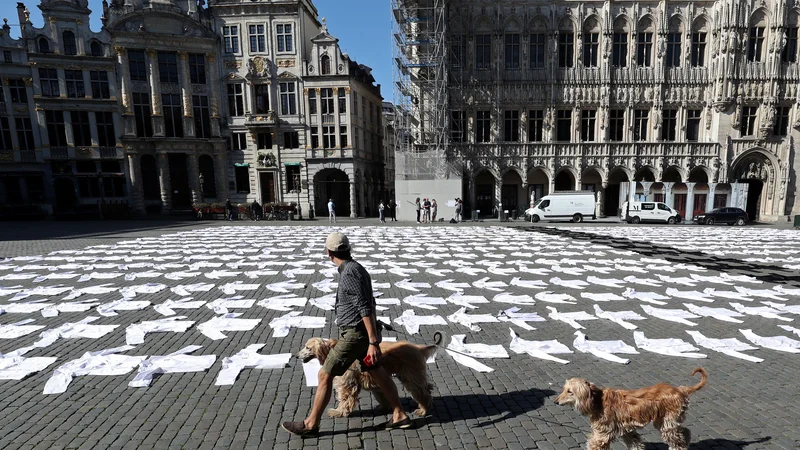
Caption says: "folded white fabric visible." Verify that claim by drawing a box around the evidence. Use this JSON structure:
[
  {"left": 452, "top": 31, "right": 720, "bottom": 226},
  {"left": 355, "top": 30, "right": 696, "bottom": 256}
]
[
  {"left": 774, "top": 285, "right": 800, "bottom": 296},
  {"left": 283, "top": 268, "right": 315, "bottom": 278},
  {"left": 546, "top": 306, "right": 596, "bottom": 329},
  {"left": 720, "top": 273, "right": 761, "bottom": 284},
  {"left": 268, "top": 311, "right": 325, "bottom": 338},
  {"left": 164, "top": 271, "right": 202, "bottom": 281},
  {"left": 170, "top": 283, "right": 215, "bottom": 297},
  {"left": 549, "top": 277, "right": 589, "bottom": 289},
  {"left": 508, "top": 329, "right": 571, "bottom": 364},
  {"left": 447, "top": 307, "right": 499, "bottom": 332},
  {"left": 580, "top": 292, "right": 625, "bottom": 302},
  {"left": 0, "top": 319, "right": 46, "bottom": 339},
  {"left": 119, "top": 283, "right": 167, "bottom": 299},
  {"left": 682, "top": 303, "right": 745, "bottom": 323},
  {"left": 215, "top": 344, "right": 291, "bottom": 386},
  {"left": 734, "top": 287, "right": 786, "bottom": 301},
  {"left": 257, "top": 295, "right": 307, "bottom": 312},
  {"left": 446, "top": 293, "right": 489, "bottom": 309},
  {"left": 624, "top": 276, "right": 662, "bottom": 287},
  {"left": 206, "top": 297, "right": 256, "bottom": 314},
  {"left": 125, "top": 316, "right": 196, "bottom": 345},
  {"left": 534, "top": 292, "right": 577, "bottom": 304},
  {"left": 739, "top": 329, "right": 800, "bottom": 353},
  {"left": 510, "top": 277, "right": 547, "bottom": 289},
  {"left": 656, "top": 275, "right": 697, "bottom": 286},
  {"left": 686, "top": 330, "right": 763, "bottom": 363},
  {"left": 310, "top": 294, "right": 336, "bottom": 311},
  {"left": 403, "top": 294, "right": 447, "bottom": 310},
  {"left": 0, "top": 302, "right": 52, "bottom": 314},
  {"left": 573, "top": 331, "right": 638, "bottom": 364},
  {"left": 633, "top": 331, "right": 707, "bottom": 358},
  {"left": 264, "top": 281, "right": 306, "bottom": 293},
  {"left": 493, "top": 292, "right": 537, "bottom": 305},
  {"left": 77, "top": 272, "right": 124, "bottom": 282},
  {"left": 702, "top": 288, "right": 752, "bottom": 302},
  {"left": 311, "top": 278, "right": 338, "bottom": 293},
  {"left": 43, "top": 345, "right": 147, "bottom": 394},
  {"left": 0, "top": 285, "right": 24, "bottom": 297},
  {"left": 394, "top": 279, "right": 431, "bottom": 292},
  {"left": 640, "top": 305, "right": 700, "bottom": 326},
  {"left": 691, "top": 274, "right": 732, "bottom": 285},
  {"left": 97, "top": 298, "right": 151, "bottom": 317},
  {"left": 203, "top": 270, "right": 241, "bottom": 280},
  {"left": 124, "top": 271, "right": 164, "bottom": 281},
  {"left": 303, "top": 359, "right": 322, "bottom": 387},
  {"left": 665, "top": 288, "right": 713, "bottom": 303},
  {"left": 129, "top": 345, "right": 216, "bottom": 387},
  {"left": 392, "top": 309, "right": 447, "bottom": 335},
  {"left": 153, "top": 298, "right": 206, "bottom": 316},
  {"left": 10, "top": 285, "right": 72, "bottom": 301},
  {"left": 730, "top": 302, "right": 792, "bottom": 321},
  {"left": 33, "top": 316, "right": 119, "bottom": 348},
  {"left": 0, "top": 346, "right": 58, "bottom": 380},
  {"left": 762, "top": 302, "right": 800, "bottom": 314},
  {"left": 447, "top": 334, "right": 509, "bottom": 359},
  {"left": 218, "top": 282, "right": 260, "bottom": 296},
  {"left": 622, "top": 288, "right": 668, "bottom": 305},
  {"left": 62, "top": 283, "right": 118, "bottom": 300},
  {"left": 497, "top": 307, "right": 546, "bottom": 331},
  {"left": 778, "top": 325, "right": 800, "bottom": 337},
  {"left": 592, "top": 304, "right": 645, "bottom": 330},
  {"left": 198, "top": 313, "right": 262, "bottom": 340},
  {"left": 473, "top": 277, "right": 508, "bottom": 291}
]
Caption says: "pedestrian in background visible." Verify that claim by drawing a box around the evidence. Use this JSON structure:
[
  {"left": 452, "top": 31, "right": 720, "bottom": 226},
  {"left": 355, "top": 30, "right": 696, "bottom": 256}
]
[
  {"left": 431, "top": 199, "right": 438, "bottom": 222},
  {"left": 225, "top": 199, "right": 235, "bottom": 221},
  {"left": 423, "top": 198, "right": 431, "bottom": 223},
  {"left": 415, "top": 197, "right": 421, "bottom": 223},
  {"left": 454, "top": 198, "right": 462, "bottom": 222},
  {"left": 378, "top": 200, "right": 386, "bottom": 223},
  {"left": 328, "top": 198, "right": 336, "bottom": 223},
  {"left": 389, "top": 200, "right": 397, "bottom": 221}
]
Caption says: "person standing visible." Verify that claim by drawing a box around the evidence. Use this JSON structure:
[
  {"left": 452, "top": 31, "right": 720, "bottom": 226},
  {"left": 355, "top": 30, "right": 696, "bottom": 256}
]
[
  {"left": 378, "top": 200, "right": 386, "bottom": 223},
  {"left": 454, "top": 198, "right": 462, "bottom": 222},
  {"left": 327, "top": 198, "right": 336, "bottom": 223},
  {"left": 415, "top": 197, "right": 421, "bottom": 223},
  {"left": 225, "top": 199, "right": 235, "bottom": 221},
  {"left": 423, "top": 198, "right": 432, "bottom": 223},
  {"left": 431, "top": 199, "right": 438, "bottom": 222},
  {"left": 282, "top": 232, "right": 411, "bottom": 436}
]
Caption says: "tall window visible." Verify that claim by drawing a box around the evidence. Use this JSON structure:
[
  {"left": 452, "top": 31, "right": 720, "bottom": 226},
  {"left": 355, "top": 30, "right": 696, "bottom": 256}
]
[
  {"left": 2, "top": 50, "right": 10, "bottom": 63},
  {"left": 189, "top": 54, "right": 206, "bottom": 84},
  {"left": 686, "top": 109, "right": 701, "bottom": 141},
  {"left": 774, "top": 106, "right": 790, "bottom": 136},
  {"left": 637, "top": 32, "right": 653, "bottom": 66},
  {"left": 279, "top": 82, "right": 296, "bottom": 115},
  {"left": 39, "top": 68, "right": 59, "bottom": 97},
  {"left": 528, "top": 110, "right": 544, "bottom": 142},
  {"left": 691, "top": 32, "right": 707, "bottom": 67},
  {"left": 505, "top": 34, "right": 520, "bottom": 69},
  {"left": 90, "top": 41, "right": 103, "bottom": 57},
  {"left": 162, "top": 94, "right": 183, "bottom": 138},
  {"left": 307, "top": 89, "right": 317, "bottom": 114},
  {"left": 90, "top": 71, "right": 110, "bottom": 99},
  {"left": 38, "top": 37, "right": 50, "bottom": 54},
  {"left": 193, "top": 95, "right": 211, "bottom": 138},
  {"left": 8, "top": 79, "right": 27, "bottom": 103},
  {"left": 476, "top": 110, "right": 491, "bottom": 143},
  {"left": 742, "top": 106, "right": 757, "bottom": 136},
  {"left": 339, "top": 126, "right": 348, "bottom": 147},
  {"left": 249, "top": 24, "right": 266, "bottom": 53},
  {"left": 580, "top": 110, "right": 596, "bottom": 142},
  {"left": 256, "top": 132, "right": 271, "bottom": 149},
  {"left": 609, "top": 109, "right": 624, "bottom": 141},
  {"left": 227, "top": 84, "right": 244, "bottom": 116},
  {"left": 450, "top": 111, "right": 466, "bottom": 143},
  {"left": 556, "top": 110, "right": 571, "bottom": 142},
  {"left": 62, "top": 31, "right": 77, "bottom": 56},
  {"left": 783, "top": 27, "right": 799, "bottom": 63},
  {"left": 231, "top": 132, "right": 247, "bottom": 150},
  {"left": 286, "top": 165, "right": 300, "bottom": 192},
  {"left": 662, "top": 109, "right": 677, "bottom": 141},
  {"left": 158, "top": 52, "right": 179, "bottom": 83},
  {"left": 276, "top": 24, "right": 294, "bottom": 53},
  {"left": 254, "top": 85, "right": 270, "bottom": 114},
  {"left": 633, "top": 109, "right": 649, "bottom": 141},
  {"left": 284, "top": 131, "right": 299, "bottom": 148},
  {"left": 666, "top": 33, "right": 681, "bottom": 67},
  {"left": 0, "top": 79, "right": 4, "bottom": 103},
  {"left": 338, "top": 89, "right": 346, "bottom": 113},
  {"left": 0, "top": 118, "right": 11, "bottom": 150},
  {"left": 95, "top": 111, "right": 116, "bottom": 147},
  {"left": 583, "top": 33, "right": 599, "bottom": 67},
  {"left": 530, "top": 33, "right": 546, "bottom": 68},
  {"left": 320, "top": 88, "right": 334, "bottom": 114},
  {"left": 223, "top": 26, "right": 239, "bottom": 54},
  {"left": 504, "top": 110, "right": 520, "bottom": 142},
  {"left": 450, "top": 35, "right": 465, "bottom": 69},
  {"left": 322, "top": 125, "right": 336, "bottom": 149},
  {"left": 128, "top": 50, "right": 147, "bottom": 81},
  {"left": 133, "top": 93, "right": 153, "bottom": 138},
  {"left": 310, "top": 127, "right": 319, "bottom": 148},
  {"left": 612, "top": 33, "right": 628, "bottom": 67},
  {"left": 45, "top": 111, "right": 67, "bottom": 147},
  {"left": 558, "top": 34, "right": 574, "bottom": 68},
  {"left": 476, "top": 34, "right": 491, "bottom": 70},
  {"left": 64, "top": 70, "right": 85, "bottom": 98},
  {"left": 15, "top": 118, "right": 35, "bottom": 150},
  {"left": 747, "top": 27, "right": 766, "bottom": 62},
  {"left": 235, "top": 166, "right": 250, "bottom": 193},
  {"left": 320, "top": 55, "right": 331, "bottom": 75}
]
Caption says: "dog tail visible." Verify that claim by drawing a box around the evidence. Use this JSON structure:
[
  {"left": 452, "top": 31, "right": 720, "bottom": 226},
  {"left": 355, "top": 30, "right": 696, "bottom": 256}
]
[
  {"left": 681, "top": 367, "right": 708, "bottom": 395},
  {"left": 421, "top": 331, "right": 444, "bottom": 360}
]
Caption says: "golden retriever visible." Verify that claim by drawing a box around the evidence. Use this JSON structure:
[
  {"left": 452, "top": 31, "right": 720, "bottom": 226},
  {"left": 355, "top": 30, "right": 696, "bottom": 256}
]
[
  {"left": 297, "top": 333, "right": 441, "bottom": 418},
  {"left": 555, "top": 368, "right": 708, "bottom": 450}
]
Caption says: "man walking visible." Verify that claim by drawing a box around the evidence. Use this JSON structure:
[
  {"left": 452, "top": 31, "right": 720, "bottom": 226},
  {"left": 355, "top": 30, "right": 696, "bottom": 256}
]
[
  {"left": 327, "top": 198, "right": 336, "bottom": 223},
  {"left": 282, "top": 232, "right": 411, "bottom": 436}
]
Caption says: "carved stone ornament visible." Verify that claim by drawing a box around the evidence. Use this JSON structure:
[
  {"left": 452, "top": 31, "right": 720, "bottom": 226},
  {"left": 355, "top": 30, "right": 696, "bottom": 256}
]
[
  {"left": 247, "top": 56, "right": 271, "bottom": 78},
  {"left": 224, "top": 60, "right": 241, "bottom": 69},
  {"left": 276, "top": 59, "right": 295, "bottom": 68}
]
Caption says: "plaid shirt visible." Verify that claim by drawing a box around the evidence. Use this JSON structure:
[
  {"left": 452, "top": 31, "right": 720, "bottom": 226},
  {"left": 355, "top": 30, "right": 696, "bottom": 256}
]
[{"left": 335, "top": 260, "right": 375, "bottom": 327}]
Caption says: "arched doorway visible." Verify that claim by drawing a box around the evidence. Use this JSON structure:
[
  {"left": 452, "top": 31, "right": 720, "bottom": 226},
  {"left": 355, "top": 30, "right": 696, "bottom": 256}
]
[
  {"left": 526, "top": 167, "right": 549, "bottom": 206},
  {"left": 634, "top": 167, "right": 656, "bottom": 182},
  {"left": 474, "top": 170, "right": 496, "bottom": 217},
  {"left": 732, "top": 153, "right": 771, "bottom": 221},
  {"left": 605, "top": 167, "right": 629, "bottom": 217},
  {"left": 554, "top": 169, "right": 576, "bottom": 191},
  {"left": 53, "top": 178, "right": 76, "bottom": 213},
  {"left": 582, "top": 168, "right": 603, "bottom": 216},
  {"left": 501, "top": 169, "right": 524, "bottom": 214},
  {"left": 661, "top": 166, "right": 683, "bottom": 183},
  {"left": 198, "top": 155, "right": 217, "bottom": 200},
  {"left": 140, "top": 155, "right": 160, "bottom": 201},
  {"left": 314, "top": 168, "right": 350, "bottom": 217}
]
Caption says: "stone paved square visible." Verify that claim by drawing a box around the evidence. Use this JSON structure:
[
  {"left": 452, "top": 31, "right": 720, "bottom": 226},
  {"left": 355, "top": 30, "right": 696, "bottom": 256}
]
[{"left": 1, "top": 221, "right": 799, "bottom": 450}]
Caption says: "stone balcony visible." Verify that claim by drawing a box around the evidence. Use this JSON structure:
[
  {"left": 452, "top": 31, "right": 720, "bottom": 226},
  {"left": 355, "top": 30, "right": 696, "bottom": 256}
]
[
  {"left": 44, "top": 146, "right": 123, "bottom": 160},
  {"left": 0, "top": 150, "right": 43, "bottom": 163},
  {"left": 306, "top": 147, "right": 354, "bottom": 159},
  {"left": 244, "top": 111, "right": 276, "bottom": 127},
  {"left": 449, "top": 141, "right": 721, "bottom": 160}
]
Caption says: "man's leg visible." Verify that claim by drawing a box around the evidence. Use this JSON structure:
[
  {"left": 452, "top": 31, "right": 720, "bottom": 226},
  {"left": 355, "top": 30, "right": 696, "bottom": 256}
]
[
  {"left": 304, "top": 369, "right": 334, "bottom": 429},
  {"left": 370, "top": 366, "right": 409, "bottom": 424}
]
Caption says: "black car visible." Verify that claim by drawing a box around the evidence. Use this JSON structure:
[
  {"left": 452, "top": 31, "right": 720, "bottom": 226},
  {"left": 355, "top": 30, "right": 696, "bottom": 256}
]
[{"left": 692, "top": 207, "right": 748, "bottom": 226}]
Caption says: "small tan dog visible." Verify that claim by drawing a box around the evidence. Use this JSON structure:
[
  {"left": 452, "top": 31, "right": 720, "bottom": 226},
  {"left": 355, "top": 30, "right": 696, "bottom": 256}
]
[
  {"left": 555, "top": 368, "right": 707, "bottom": 450},
  {"left": 297, "top": 333, "right": 441, "bottom": 418}
]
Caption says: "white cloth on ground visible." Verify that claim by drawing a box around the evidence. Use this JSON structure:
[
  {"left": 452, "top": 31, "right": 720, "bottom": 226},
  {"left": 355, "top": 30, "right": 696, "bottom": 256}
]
[
  {"left": 633, "top": 331, "right": 707, "bottom": 358},
  {"left": 264, "top": 281, "right": 306, "bottom": 293},
  {"left": 62, "top": 284, "right": 118, "bottom": 300},
  {"left": 534, "top": 292, "right": 577, "bottom": 304},
  {"left": 665, "top": 288, "right": 714, "bottom": 303},
  {"left": 268, "top": 311, "right": 325, "bottom": 338},
  {"left": 778, "top": 325, "right": 800, "bottom": 337},
  {"left": 549, "top": 277, "right": 589, "bottom": 289},
  {"left": 218, "top": 282, "right": 261, "bottom": 295},
  {"left": 0, "top": 302, "right": 52, "bottom": 314},
  {"left": 97, "top": 298, "right": 151, "bottom": 317},
  {"left": 683, "top": 303, "right": 745, "bottom": 323},
  {"left": 739, "top": 329, "right": 800, "bottom": 353},
  {"left": 622, "top": 288, "right": 668, "bottom": 305},
  {"left": 206, "top": 297, "right": 256, "bottom": 314},
  {"left": 0, "top": 319, "right": 46, "bottom": 339},
  {"left": 33, "top": 316, "right": 118, "bottom": 348},
  {"left": 125, "top": 316, "right": 196, "bottom": 345},
  {"left": 170, "top": 283, "right": 215, "bottom": 297},
  {"left": 403, "top": 294, "right": 447, "bottom": 310},
  {"left": 497, "top": 307, "right": 546, "bottom": 331},
  {"left": 762, "top": 302, "right": 800, "bottom": 314},
  {"left": 309, "top": 294, "right": 336, "bottom": 311},
  {"left": 730, "top": 302, "right": 792, "bottom": 321},
  {"left": 10, "top": 285, "right": 72, "bottom": 301},
  {"left": 640, "top": 305, "right": 700, "bottom": 326},
  {"left": 493, "top": 292, "right": 537, "bottom": 305},
  {"left": 43, "top": 345, "right": 146, "bottom": 394},
  {"left": 592, "top": 304, "right": 645, "bottom": 330},
  {"left": 392, "top": 309, "right": 447, "bottom": 335},
  {"left": 0, "top": 346, "right": 58, "bottom": 380},
  {"left": 257, "top": 295, "right": 307, "bottom": 311},
  {"left": 686, "top": 330, "right": 763, "bottom": 362},
  {"left": 447, "top": 293, "right": 489, "bottom": 309},
  {"left": 508, "top": 329, "right": 572, "bottom": 364},
  {"left": 702, "top": 288, "right": 752, "bottom": 302},
  {"left": 197, "top": 313, "right": 262, "bottom": 340},
  {"left": 586, "top": 276, "right": 627, "bottom": 288},
  {"left": 447, "top": 307, "right": 499, "bottom": 331},
  {"left": 573, "top": 331, "right": 638, "bottom": 364},
  {"left": 581, "top": 292, "right": 625, "bottom": 302},
  {"left": 734, "top": 286, "right": 787, "bottom": 301},
  {"left": 509, "top": 277, "right": 547, "bottom": 289},
  {"left": 129, "top": 345, "right": 216, "bottom": 387},
  {"left": 153, "top": 298, "right": 206, "bottom": 316},
  {"left": 119, "top": 283, "right": 167, "bottom": 298},
  {"left": 472, "top": 277, "right": 508, "bottom": 291},
  {"left": 546, "top": 306, "right": 596, "bottom": 329},
  {"left": 447, "top": 335, "right": 509, "bottom": 359},
  {"left": 215, "top": 344, "right": 291, "bottom": 386}
]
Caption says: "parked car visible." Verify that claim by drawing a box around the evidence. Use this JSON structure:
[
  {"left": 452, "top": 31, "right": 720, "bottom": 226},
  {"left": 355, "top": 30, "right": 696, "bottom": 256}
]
[
  {"left": 620, "top": 201, "right": 682, "bottom": 224},
  {"left": 692, "top": 207, "right": 748, "bottom": 226}
]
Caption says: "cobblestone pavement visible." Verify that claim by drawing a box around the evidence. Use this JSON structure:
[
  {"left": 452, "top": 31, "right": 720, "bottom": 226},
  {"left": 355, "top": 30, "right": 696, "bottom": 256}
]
[{"left": 1, "top": 222, "right": 798, "bottom": 450}]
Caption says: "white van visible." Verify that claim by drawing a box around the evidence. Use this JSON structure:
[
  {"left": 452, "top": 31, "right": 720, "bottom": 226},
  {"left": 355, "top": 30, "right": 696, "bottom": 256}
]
[
  {"left": 525, "top": 191, "right": 597, "bottom": 223},
  {"left": 620, "top": 201, "right": 681, "bottom": 224}
]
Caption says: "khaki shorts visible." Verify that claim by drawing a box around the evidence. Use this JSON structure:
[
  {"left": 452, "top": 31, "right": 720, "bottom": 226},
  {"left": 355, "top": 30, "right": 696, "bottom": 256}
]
[{"left": 322, "top": 326, "right": 370, "bottom": 377}]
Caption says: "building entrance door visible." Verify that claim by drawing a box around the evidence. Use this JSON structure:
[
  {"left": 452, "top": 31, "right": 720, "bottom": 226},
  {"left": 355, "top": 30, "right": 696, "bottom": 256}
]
[{"left": 259, "top": 172, "right": 275, "bottom": 204}]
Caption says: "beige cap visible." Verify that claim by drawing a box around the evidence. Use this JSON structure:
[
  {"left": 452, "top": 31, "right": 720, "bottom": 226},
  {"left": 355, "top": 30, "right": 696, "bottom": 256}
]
[{"left": 325, "top": 232, "right": 350, "bottom": 252}]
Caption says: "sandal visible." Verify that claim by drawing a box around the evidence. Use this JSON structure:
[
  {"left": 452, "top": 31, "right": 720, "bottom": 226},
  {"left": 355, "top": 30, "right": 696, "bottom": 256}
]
[
  {"left": 384, "top": 416, "right": 412, "bottom": 430},
  {"left": 281, "top": 421, "right": 319, "bottom": 437}
]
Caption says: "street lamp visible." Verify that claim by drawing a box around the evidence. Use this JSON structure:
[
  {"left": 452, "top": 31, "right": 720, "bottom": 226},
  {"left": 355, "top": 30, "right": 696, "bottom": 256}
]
[{"left": 199, "top": 173, "right": 205, "bottom": 203}]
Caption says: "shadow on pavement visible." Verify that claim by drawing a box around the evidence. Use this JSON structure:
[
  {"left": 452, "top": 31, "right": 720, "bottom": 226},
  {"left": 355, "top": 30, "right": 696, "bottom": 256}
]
[
  {"left": 529, "top": 227, "right": 800, "bottom": 286},
  {"left": 0, "top": 220, "right": 202, "bottom": 241},
  {"left": 427, "top": 389, "right": 555, "bottom": 426},
  {"left": 649, "top": 436, "right": 771, "bottom": 449}
]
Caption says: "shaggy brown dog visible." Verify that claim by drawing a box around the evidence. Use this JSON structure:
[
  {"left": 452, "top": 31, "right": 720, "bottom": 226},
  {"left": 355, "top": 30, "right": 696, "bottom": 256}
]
[
  {"left": 296, "top": 333, "right": 441, "bottom": 418},
  {"left": 555, "top": 368, "right": 707, "bottom": 450}
]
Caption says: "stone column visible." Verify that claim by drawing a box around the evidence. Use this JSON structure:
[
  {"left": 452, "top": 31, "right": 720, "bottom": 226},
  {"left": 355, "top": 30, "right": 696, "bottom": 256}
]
[
  {"left": 640, "top": 181, "right": 653, "bottom": 202},
  {"left": 147, "top": 49, "right": 165, "bottom": 137},
  {"left": 706, "top": 182, "right": 717, "bottom": 212},
  {"left": 88, "top": 110, "right": 99, "bottom": 145},
  {"left": 157, "top": 152, "right": 171, "bottom": 213},
  {"left": 187, "top": 153, "right": 201, "bottom": 205},
  {"left": 358, "top": 177, "right": 366, "bottom": 217},
  {"left": 213, "top": 150, "right": 228, "bottom": 200},
  {"left": 206, "top": 54, "right": 221, "bottom": 137},
  {"left": 685, "top": 182, "right": 696, "bottom": 221},
  {"left": 469, "top": 176, "right": 477, "bottom": 218},
  {"left": 349, "top": 180, "right": 357, "bottom": 218},
  {"left": 663, "top": 182, "right": 675, "bottom": 208},
  {"left": 178, "top": 51, "right": 195, "bottom": 138},
  {"left": 115, "top": 47, "right": 136, "bottom": 137},
  {"left": 48, "top": 17, "right": 60, "bottom": 54},
  {"left": 494, "top": 176, "right": 502, "bottom": 218},
  {"left": 127, "top": 153, "right": 145, "bottom": 215}
]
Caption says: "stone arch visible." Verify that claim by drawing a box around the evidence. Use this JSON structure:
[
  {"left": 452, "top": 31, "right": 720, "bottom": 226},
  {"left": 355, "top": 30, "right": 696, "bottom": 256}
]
[
  {"left": 581, "top": 167, "right": 604, "bottom": 214},
  {"left": 749, "top": 8, "right": 770, "bottom": 27},
  {"left": 89, "top": 40, "right": 104, "bottom": 57},
  {"left": 688, "top": 166, "right": 711, "bottom": 183},
  {"left": 474, "top": 167, "right": 497, "bottom": 217},
  {"left": 526, "top": 166, "right": 551, "bottom": 204},
  {"left": 669, "top": 15, "right": 685, "bottom": 33},
  {"left": 692, "top": 15, "right": 711, "bottom": 33},
  {"left": 613, "top": 14, "right": 632, "bottom": 33},
  {"left": 504, "top": 16, "right": 522, "bottom": 32},
  {"left": 730, "top": 148, "right": 778, "bottom": 221},
  {"left": 661, "top": 165, "right": 685, "bottom": 183},
  {"left": 605, "top": 166, "right": 630, "bottom": 216},
  {"left": 474, "top": 15, "right": 494, "bottom": 32},
  {"left": 528, "top": 15, "right": 549, "bottom": 32},
  {"left": 320, "top": 54, "right": 331, "bottom": 75},
  {"left": 559, "top": 15, "right": 576, "bottom": 32},
  {"left": 37, "top": 36, "right": 51, "bottom": 53},
  {"left": 501, "top": 168, "right": 524, "bottom": 212},
  {"left": 314, "top": 168, "right": 350, "bottom": 217},
  {"left": 638, "top": 15, "right": 655, "bottom": 32},
  {"left": 634, "top": 166, "right": 657, "bottom": 182},
  {"left": 583, "top": 15, "right": 602, "bottom": 33},
  {"left": 554, "top": 167, "right": 578, "bottom": 191}
]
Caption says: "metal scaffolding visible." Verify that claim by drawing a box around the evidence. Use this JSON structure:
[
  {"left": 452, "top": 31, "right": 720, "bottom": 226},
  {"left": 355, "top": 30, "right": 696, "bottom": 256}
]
[{"left": 392, "top": 0, "right": 454, "bottom": 181}]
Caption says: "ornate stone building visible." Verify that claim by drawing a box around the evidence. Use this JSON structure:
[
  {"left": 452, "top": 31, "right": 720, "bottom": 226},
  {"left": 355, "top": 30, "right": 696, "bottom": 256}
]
[{"left": 396, "top": 0, "right": 800, "bottom": 222}]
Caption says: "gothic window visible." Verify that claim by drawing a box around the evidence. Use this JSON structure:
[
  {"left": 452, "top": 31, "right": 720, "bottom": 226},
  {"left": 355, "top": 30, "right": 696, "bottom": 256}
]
[
  {"left": 504, "top": 110, "right": 519, "bottom": 142},
  {"left": 8, "top": 79, "right": 26, "bottom": 103},
  {"left": 580, "top": 109, "right": 596, "bottom": 142},
  {"left": 62, "top": 31, "right": 77, "bottom": 55},
  {"left": 691, "top": 32, "right": 707, "bottom": 67},
  {"left": 742, "top": 106, "right": 757, "bottom": 136},
  {"left": 95, "top": 111, "right": 116, "bottom": 147},
  {"left": 45, "top": 111, "right": 67, "bottom": 147},
  {"left": 128, "top": 50, "right": 147, "bottom": 81},
  {"left": 162, "top": 94, "right": 183, "bottom": 138},
  {"left": 476, "top": 34, "right": 491, "bottom": 70},
  {"left": 320, "top": 54, "right": 331, "bottom": 74},
  {"left": 686, "top": 109, "right": 701, "bottom": 141},
  {"left": 39, "top": 68, "right": 60, "bottom": 97},
  {"left": 609, "top": 109, "right": 624, "bottom": 141},
  {"left": 528, "top": 110, "right": 543, "bottom": 142},
  {"left": 783, "top": 27, "right": 798, "bottom": 63},
  {"left": 450, "top": 110, "right": 466, "bottom": 143},
  {"left": 661, "top": 109, "right": 677, "bottom": 141},
  {"left": 90, "top": 71, "right": 110, "bottom": 99},
  {"left": 476, "top": 110, "right": 491, "bottom": 143},
  {"left": 612, "top": 33, "right": 628, "bottom": 67},
  {"left": 556, "top": 110, "right": 571, "bottom": 142},
  {"left": 637, "top": 32, "right": 653, "bottom": 67},
  {"left": 583, "top": 33, "right": 599, "bottom": 67},
  {"left": 558, "top": 34, "right": 574, "bottom": 68},
  {"left": 90, "top": 41, "right": 103, "bottom": 57},
  {"left": 666, "top": 33, "right": 681, "bottom": 67},
  {"left": 774, "top": 106, "right": 790, "bottom": 136},
  {"left": 633, "top": 109, "right": 648, "bottom": 141},
  {"left": 505, "top": 34, "right": 520, "bottom": 69},
  {"left": 193, "top": 95, "right": 211, "bottom": 138},
  {"left": 529, "top": 33, "right": 546, "bottom": 68},
  {"left": 158, "top": 52, "right": 179, "bottom": 83},
  {"left": 747, "top": 27, "right": 766, "bottom": 62}
]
